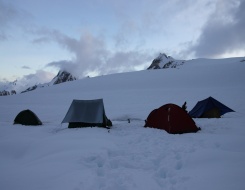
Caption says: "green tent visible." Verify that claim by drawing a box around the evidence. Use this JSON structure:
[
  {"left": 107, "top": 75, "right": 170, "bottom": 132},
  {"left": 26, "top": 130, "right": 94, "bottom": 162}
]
[{"left": 14, "top": 109, "right": 42, "bottom": 126}]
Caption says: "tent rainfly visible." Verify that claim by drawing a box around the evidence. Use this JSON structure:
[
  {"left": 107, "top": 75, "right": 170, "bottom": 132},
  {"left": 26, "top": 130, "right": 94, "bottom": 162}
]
[
  {"left": 188, "top": 96, "right": 235, "bottom": 118},
  {"left": 62, "top": 99, "right": 112, "bottom": 128},
  {"left": 144, "top": 103, "right": 200, "bottom": 134},
  {"left": 14, "top": 109, "right": 42, "bottom": 126}
]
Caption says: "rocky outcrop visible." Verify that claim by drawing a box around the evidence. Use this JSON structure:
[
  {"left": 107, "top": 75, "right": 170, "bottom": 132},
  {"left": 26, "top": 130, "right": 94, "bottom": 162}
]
[
  {"left": 21, "top": 85, "right": 39, "bottom": 93},
  {"left": 51, "top": 70, "right": 77, "bottom": 85},
  {"left": 0, "top": 80, "right": 17, "bottom": 96},
  {"left": 0, "top": 90, "right": 16, "bottom": 96},
  {"left": 147, "top": 53, "right": 185, "bottom": 70}
]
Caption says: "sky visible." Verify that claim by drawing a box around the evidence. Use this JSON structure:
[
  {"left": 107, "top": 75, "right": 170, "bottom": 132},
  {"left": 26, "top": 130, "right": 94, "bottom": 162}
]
[{"left": 0, "top": 0, "right": 245, "bottom": 85}]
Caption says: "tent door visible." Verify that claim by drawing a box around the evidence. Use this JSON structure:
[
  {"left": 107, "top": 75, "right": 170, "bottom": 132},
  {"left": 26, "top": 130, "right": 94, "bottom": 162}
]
[{"left": 201, "top": 107, "right": 221, "bottom": 118}]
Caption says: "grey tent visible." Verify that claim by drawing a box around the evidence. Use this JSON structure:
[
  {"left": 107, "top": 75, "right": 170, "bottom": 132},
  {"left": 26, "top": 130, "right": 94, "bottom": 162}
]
[{"left": 62, "top": 99, "right": 112, "bottom": 128}]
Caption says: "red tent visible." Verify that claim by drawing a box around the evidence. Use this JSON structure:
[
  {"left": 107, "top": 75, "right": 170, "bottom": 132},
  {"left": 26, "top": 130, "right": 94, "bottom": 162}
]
[{"left": 145, "top": 104, "right": 200, "bottom": 134}]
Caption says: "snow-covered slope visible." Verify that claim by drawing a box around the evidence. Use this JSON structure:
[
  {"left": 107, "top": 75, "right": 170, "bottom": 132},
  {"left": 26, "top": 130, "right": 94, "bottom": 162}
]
[{"left": 0, "top": 57, "right": 245, "bottom": 190}]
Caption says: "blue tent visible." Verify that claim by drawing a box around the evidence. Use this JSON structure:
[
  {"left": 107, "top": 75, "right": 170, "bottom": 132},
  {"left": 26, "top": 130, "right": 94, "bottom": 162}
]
[{"left": 189, "top": 97, "right": 234, "bottom": 118}]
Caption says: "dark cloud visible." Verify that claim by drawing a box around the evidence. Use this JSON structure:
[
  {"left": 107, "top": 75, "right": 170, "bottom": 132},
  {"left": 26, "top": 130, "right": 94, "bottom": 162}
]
[{"left": 187, "top": 0, "right": 245, "bottom": 58}]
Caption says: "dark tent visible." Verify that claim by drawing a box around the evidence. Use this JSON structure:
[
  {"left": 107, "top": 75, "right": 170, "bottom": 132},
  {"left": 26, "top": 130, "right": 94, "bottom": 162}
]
[
  {"left": 14, "top": 109, "right": 42, "bottom": 126},
  {"left": 189, "top": 96, "right": 235, "bottom": 118},
  {"left": 144, "top": 104, "right": 200, "bottom": 134},
  {"left": 62, "top": 99, "right": 112, "bottom": 128}
]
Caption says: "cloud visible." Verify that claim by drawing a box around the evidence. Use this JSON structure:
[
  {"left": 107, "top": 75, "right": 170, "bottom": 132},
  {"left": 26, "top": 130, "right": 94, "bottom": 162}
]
[
  {"left": 104, "top": 51, "right": 152, "bottom": 73},
  {"left": 34, "top": 29, "right": 153, "bottom": 78},
  {"left": 0, "top": 0, "right": 18, "bottom": 40},
  {"left": 21, "top": 70, "right": 54, "bottom": 83},
  {"left": 0, "top": 0, "right": 32, "bottom": 41},
  {"left": 21, "top": 66, "right": 31, "bottom": 69},
  {"left": 186, "top": 0, "right": 245, "bottom": 58},
  {"left": 15, "top": 70, "right": 55, "bottom": 92},
  {"left": 46, "top": 60, "right": 77, "bottom": 73},
  {"left": 0, "top": 69, "right": 55, "bottom": 92}
]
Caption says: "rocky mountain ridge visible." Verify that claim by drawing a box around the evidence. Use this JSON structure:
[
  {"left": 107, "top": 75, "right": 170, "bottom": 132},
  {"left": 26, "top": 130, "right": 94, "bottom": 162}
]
[
  {"left": 50, "top": 70, "right": 77, "bottom": 85},
  {"left": 21, "top": 70, "right": 77, "bottom": 93},
  {"left": 0, "top": 70, "right": 77, "bottom": 95},
  {"left": 0, "top": 80, "right": 17, "bottom": 96},
  {"left": 1, "top": 54, "right": 244, "bottom": 96},
  {"left": 147, "top": 53, "right": 185, "bottom": 69}
]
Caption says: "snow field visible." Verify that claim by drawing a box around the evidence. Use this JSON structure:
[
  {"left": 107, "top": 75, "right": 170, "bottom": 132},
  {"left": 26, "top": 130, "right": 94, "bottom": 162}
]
[{"left": 0, "top": 58, "right": 245, "bottom": 190}]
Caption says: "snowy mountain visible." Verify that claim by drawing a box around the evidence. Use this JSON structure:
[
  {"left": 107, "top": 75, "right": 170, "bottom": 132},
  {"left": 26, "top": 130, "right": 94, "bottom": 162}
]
[
  {"left": 0, "top": 80, "right": 17, "bottom": 96},
  {"left": 147, "top": 53, "right": 185, "bottom": 69},
  {"left": 0, "top": 70, "right": 77, "bottom": 95},
  {"left": 0, "top": 56, "right": 245, "bottom": 190},
  {"left": 49, "top": 70, "right": 77, "bottom": 85},
  {"left": 21, "top": 70, "right": 77, "bottom": 93}
]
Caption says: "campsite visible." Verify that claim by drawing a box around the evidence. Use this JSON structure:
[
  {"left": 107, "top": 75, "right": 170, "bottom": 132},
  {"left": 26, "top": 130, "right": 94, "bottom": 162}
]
[{"left": 0, "top": 58, "right": 245, "bottom": 190}]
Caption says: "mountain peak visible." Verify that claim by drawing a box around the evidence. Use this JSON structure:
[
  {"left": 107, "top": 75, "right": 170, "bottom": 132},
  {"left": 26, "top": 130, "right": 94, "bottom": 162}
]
[
  {"left": 20, "top": 70, "right": 77, "bottom": 94},
  {"left": 50, "top": 70, "right": 77, "bottom": 85},
  {"left": 147, "top": 53, "right": 185, "bottom": 69}
]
